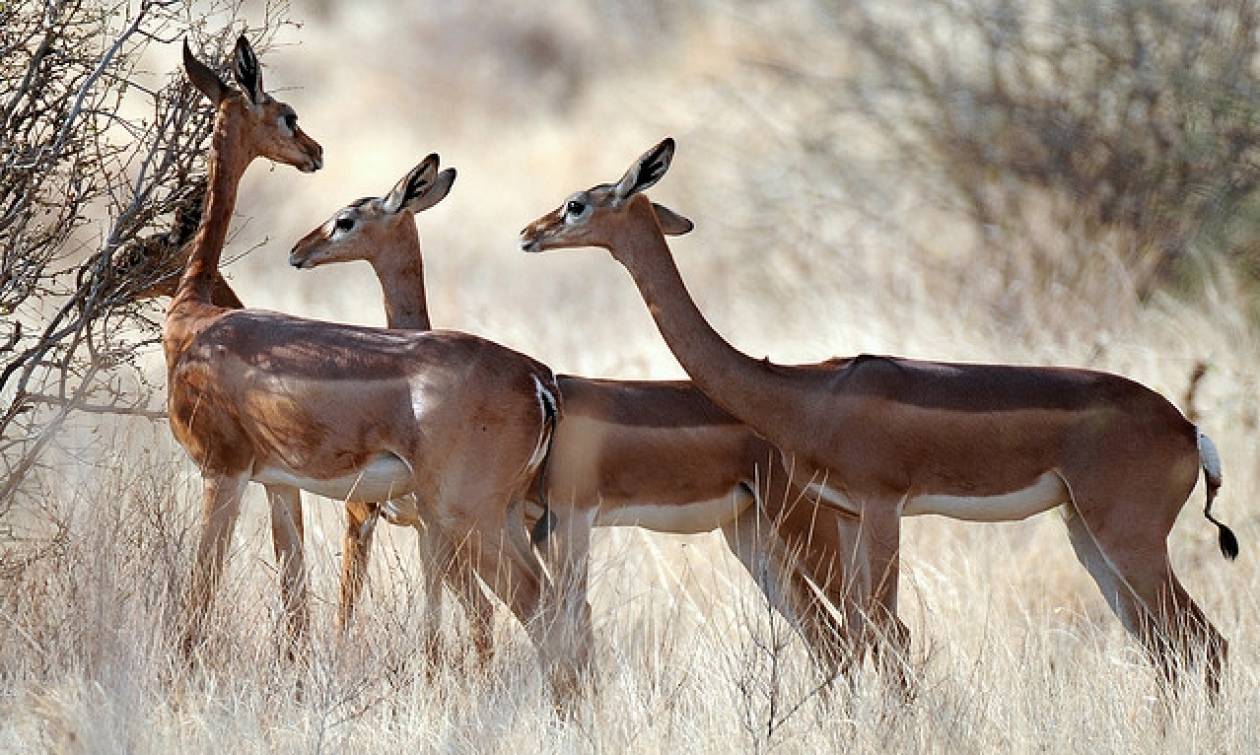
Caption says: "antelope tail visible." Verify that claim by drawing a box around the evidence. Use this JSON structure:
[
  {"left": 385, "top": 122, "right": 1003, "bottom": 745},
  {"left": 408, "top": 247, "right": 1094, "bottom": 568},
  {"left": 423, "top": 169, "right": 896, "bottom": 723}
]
[
  {"left": 529, "top": 376, "right": 561, "bottom": 546},
  {"left": 1197, "top": 430, "right": 1239, "bottom": 560}
]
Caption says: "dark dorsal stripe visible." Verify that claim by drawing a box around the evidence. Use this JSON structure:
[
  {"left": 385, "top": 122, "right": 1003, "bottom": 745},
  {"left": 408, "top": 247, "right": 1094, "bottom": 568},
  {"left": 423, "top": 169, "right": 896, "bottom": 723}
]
[
  {"left": 557, "top": 375, "right": 743, "bottom": 429},
  {"left": 815, "top": 354, "right": 1160, "bottom": 414}
]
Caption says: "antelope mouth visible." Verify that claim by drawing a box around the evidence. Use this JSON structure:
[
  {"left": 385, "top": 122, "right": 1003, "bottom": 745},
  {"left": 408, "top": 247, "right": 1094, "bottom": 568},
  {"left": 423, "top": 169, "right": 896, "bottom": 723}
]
[{"left": 297, "top": 152, "right": 324, "bottom": 173}]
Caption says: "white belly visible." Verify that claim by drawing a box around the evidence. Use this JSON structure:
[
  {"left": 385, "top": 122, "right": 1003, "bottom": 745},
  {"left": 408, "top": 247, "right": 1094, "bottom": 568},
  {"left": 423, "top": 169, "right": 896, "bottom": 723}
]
[
  {"left": 904, "top": 471, "right": 1068, "bottom": 522},
  {"left": 801, "top": 480, "right": 860, "bottom": 516},
  {"left": 254, "top": 454, "right": 414, "bottom": 502},
  {"left": 595, "top": 493, "right": 751, "bottom": 533}
]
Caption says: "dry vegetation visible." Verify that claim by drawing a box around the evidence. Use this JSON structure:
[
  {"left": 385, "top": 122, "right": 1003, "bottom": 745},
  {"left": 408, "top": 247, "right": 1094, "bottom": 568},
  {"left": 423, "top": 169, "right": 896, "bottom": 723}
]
[{"left": 3, "top": 1, "right": 1259, "bottom": 752}]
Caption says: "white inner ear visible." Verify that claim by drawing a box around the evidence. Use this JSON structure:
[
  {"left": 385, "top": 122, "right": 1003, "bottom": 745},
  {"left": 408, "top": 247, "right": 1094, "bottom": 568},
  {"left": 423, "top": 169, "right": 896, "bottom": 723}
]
[{"left": 383, "top": 189, "right": 407, "bottom": 214}]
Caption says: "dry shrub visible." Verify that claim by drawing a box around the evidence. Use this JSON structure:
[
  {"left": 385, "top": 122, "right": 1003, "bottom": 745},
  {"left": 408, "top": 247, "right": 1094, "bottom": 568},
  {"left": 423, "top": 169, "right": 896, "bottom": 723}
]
[
  {"left": 0, "top": 0, "right": 298, "bottom": 570},
  {"left": 828, "top": 0, "right": 1260, "bottom": 307}
]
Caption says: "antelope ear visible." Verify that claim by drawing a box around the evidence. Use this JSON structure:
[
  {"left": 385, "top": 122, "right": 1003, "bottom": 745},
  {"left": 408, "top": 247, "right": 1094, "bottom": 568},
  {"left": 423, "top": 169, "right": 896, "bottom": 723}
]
[
  {"left": 613, "top": 137, "right": 676, "bottom": 201},
  {"left": 382, "top": 154, "right": 440, "bottom": 214},
  {"left": 232, "top": 35, "right": 263, "bottom": 104},
  {"left": 183, "top": 39, "right": 228, "bottom": 105},
  {"left": 652, "top": 203, "right": 694, "bottom": 235},
  {"left": 406, "top": 168, "right": 456, "bottom": 214}
]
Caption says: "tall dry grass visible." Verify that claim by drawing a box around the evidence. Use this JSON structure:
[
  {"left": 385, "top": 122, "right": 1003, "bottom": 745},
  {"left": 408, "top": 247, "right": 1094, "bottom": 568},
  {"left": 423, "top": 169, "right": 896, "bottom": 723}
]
[{"left": 3, "top": 1, "right": 1259, "bottom": 752}]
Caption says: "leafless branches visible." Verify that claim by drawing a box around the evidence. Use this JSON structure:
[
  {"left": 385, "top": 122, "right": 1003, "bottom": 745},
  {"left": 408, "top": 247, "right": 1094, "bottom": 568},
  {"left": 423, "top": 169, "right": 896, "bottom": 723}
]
[{"left": 0, "top": 1, "right": 290, "bottom": 532}]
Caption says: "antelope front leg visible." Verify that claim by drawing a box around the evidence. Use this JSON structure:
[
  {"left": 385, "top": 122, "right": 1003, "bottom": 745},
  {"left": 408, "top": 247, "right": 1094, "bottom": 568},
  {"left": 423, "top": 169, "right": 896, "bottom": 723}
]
[
  {"left": 183, "top": 471, "right": 249, "bottom": 657},
  {"left": 265, "top": 484, "right": 309, "bottom": 656},
  {"left": 418, "top": 522, "right": 497, "bottom": 671},
  {"left": 858, "top": 500, "right": 912, "bottom": 695},
  {"left": 537, "top": 507, "right": 595, "bottom": 686},
  {"left": 337, "top": 500, "right": 379, "bottom": 634},
  {"left": 455, "top": 515, "right": 580, "bottom": 709}
]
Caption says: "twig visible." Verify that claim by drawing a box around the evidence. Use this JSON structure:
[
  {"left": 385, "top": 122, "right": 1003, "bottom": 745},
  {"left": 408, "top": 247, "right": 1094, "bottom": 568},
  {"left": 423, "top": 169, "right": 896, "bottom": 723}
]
[{"left": 22, "top": 394, "right": 167, "bottom": 420}]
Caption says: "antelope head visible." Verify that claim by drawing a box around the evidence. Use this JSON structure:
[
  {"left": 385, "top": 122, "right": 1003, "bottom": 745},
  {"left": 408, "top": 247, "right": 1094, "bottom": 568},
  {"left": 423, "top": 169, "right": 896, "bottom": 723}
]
[
  {"left": 183, "top": 35, "right": 324, "bottom": 173},
  {"left": 519, "top": 137, "right": 693, "bottom": 256},
  {"left": 288, "top": 153, "right": 456, "bottom": 269}
]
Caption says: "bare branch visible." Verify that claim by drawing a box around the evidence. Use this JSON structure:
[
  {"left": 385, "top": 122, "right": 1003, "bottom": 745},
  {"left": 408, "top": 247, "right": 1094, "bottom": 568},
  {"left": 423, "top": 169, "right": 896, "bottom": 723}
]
[
  {"left": 0, "top": 0, "right": 292, "bottom": 538},
  {"left": 22, "top": 394, "right": 168, "bottom": 421}
]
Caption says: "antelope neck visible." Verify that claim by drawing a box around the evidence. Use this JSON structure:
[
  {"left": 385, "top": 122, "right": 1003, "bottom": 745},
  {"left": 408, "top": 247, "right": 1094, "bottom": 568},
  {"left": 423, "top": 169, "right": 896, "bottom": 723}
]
[
  {"left": 611, "top": 196, "right": 810, "bottom": 453},
  {"left": 368, "top": 226, "right": 430, "bottom": 331},
  {"left": 175, "top": 112, "right": 250, "bottom": 308}
]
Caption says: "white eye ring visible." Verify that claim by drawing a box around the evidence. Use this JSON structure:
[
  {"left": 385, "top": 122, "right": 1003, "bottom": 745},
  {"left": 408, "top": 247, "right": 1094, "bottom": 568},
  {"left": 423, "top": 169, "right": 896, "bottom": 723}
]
[
  {"left": 564, "top": 199, "right": 589, "bottom": 224},
  {"left": 331, "top": 216, "right": 355, "bottom": 236}
]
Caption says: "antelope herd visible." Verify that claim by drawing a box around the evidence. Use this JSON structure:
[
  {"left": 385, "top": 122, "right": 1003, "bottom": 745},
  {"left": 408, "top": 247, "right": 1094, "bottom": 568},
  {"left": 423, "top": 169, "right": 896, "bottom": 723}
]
[{"left": 142, "top": 36, "right": 1239, "bottom": 706}]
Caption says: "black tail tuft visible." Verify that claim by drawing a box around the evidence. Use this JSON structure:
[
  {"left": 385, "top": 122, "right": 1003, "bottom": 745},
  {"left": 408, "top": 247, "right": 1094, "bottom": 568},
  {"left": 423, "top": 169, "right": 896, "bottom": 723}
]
[
  {"left": 1204, "top": 485, "right": 1239, "bottom": 560},
  {"left": 1204, "top": 481, "right": 1239, "bottom": 561},
  {"left": 530, "top": 509, "right": 556, "bottom": 546},
  {"left": 1210, "top": 515, "right": 1240, "bottom": 561},
  {"left": 1204, "top": 486, "right": 1239, "bottom": 561}
]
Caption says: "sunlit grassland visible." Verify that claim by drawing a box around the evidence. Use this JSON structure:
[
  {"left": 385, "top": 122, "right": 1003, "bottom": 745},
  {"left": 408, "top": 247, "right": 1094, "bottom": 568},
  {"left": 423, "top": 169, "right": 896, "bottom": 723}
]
[{"left": 2, "top": 1, "right": 1258, "bottom": 752}]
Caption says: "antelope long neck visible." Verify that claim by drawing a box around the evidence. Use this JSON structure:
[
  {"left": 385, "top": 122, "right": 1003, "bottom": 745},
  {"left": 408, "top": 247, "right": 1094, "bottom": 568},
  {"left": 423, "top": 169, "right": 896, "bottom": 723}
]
[
  {"left": 614, "top": 196, "right": 810, "bottom": 451},
  {"left": 370, "top": 223, "right": 431, "bottom": 330},
  {"left": 173, "top": 108, "right": 250, "bottom": 309}
]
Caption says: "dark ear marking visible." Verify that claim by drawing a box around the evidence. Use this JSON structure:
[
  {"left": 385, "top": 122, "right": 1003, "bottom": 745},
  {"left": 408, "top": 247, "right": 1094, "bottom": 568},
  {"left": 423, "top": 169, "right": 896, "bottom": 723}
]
[
  {"left": 383, "top": 154, "right": 440, "bottom": 214},
  {"left": 406, "top": 164, "right": 433, "bottom": 202},
  {"left": 407, "top": 167, "right": 456, "bottom": 214},
  {"left": 615, "top": 137, "right": 676, "bottom": 199},
  {"left": 634, "top": 138, "right": 675, "bottom": 193},
  {"left": 183, "top": 39, "right": 228, "bottom": 105},
  {"left": 233, "top": 35, "right": 263, "bottom": 103}
]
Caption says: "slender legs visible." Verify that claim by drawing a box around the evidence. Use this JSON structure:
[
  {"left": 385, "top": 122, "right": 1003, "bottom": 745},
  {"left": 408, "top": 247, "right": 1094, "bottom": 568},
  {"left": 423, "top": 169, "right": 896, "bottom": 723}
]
[
  {"left": 854, "top": 500, "right": 913, "bottom": 692},
  {"left": 722, "top": 507, "right": 826, "bottom": 643},
  {"left": 1064, "top": 497, "right": 1228, "bottom": 698},
  {"left": 188, "top": 477, "right": 310, "bottom": 659},
  {"left": 337, "top": 500, "right": 378, "bottom": 633},
  {"left": 456, "top": 511, "right": 580, "bottom": 701},
  {"left": 266, "top": 484, "right": 309, "bottom": 653},
  {"left": 417, "top": 523, "right": 498, "bottom": 670},
  {"left": 536, "top": 506, "right": 596, "bottom": 688},
  {"left": 183, "top": 471, "right": 250, "bottom": 655}
]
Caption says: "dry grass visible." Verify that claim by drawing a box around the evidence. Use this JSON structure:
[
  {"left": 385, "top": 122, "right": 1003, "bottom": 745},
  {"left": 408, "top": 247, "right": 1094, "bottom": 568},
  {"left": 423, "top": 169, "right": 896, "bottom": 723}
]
[{"left": 3, "top": 1, "right": 1259, "bottom": 752}]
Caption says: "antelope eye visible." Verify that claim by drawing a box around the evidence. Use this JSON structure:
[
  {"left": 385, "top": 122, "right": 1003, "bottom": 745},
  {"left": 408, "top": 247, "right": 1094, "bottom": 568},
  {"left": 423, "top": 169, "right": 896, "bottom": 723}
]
[
  {"left": 283, "top": 113, "right": 298, "bottom": 131},
  {"left": 565, "top": 200, "right": 586, "bottom": 216},
  {"left": 334, "top": 217, "right": 354, "bottom": 232}
]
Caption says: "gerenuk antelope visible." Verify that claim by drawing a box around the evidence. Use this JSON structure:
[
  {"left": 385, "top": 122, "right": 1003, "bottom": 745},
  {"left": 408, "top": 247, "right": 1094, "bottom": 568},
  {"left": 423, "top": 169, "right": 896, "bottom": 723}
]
[
  {"left": 110, "top": 174, "right": 484, "bottom": 665},
  {"left": 520, "top": 137, "right": 1239, "bottom": 698},
  {"left": 166, "top": 37, "right": 583, "bottom": 699}
]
